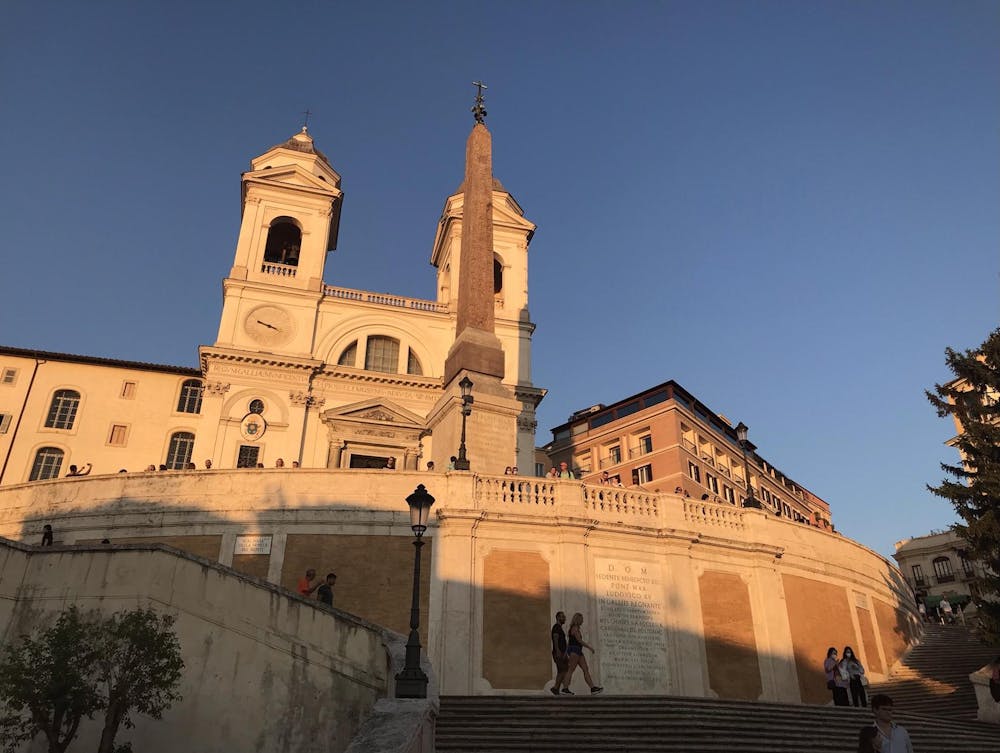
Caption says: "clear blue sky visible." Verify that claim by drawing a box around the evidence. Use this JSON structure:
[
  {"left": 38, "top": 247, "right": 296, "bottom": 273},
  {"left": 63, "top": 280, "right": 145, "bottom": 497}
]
[{"left": 1, "top": 2, "right": 997, "bottom": 558}]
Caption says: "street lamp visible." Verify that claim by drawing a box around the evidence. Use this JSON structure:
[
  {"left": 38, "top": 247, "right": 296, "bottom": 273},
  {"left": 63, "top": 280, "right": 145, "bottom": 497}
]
[
  {"left": 453, "top": 375, "right": 474, "bottom": 471},
  {"left": 735, "top": 422, "right": 762, "bottom": 509},
  {"left": 396, "top": 483, "right": 436, "bottom": 698}
]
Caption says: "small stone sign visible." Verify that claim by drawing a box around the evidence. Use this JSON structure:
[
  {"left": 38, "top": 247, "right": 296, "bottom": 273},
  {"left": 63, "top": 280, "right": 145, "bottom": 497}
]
[
  {"left": 594, "top": 557, "right": 669, "bottom": 693},
  {"left": 234, "top": 534, "right": 272, "bottom": 555}
]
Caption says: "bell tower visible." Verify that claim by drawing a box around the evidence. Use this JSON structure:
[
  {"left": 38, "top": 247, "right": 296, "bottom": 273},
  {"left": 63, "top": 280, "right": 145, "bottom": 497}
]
[{"left": 213, "top": 127, "right": 343, "bottom": 356}]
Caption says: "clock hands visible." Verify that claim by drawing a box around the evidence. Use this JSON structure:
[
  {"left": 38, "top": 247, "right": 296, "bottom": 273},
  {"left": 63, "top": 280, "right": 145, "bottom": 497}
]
[{"left": 256, "top": 319, "right": 279, "bottom": 331}]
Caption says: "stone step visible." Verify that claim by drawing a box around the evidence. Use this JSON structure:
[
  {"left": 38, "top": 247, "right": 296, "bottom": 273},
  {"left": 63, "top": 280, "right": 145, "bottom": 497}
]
[
  {"left": 868, "top": 621, "right": 997, "bottom": 721},
  {"left": 436, "top": 624, "right": 999, "bottom": 752},
  {"left": 436, "top": 695, "right": 1000, "bottom": 752}
]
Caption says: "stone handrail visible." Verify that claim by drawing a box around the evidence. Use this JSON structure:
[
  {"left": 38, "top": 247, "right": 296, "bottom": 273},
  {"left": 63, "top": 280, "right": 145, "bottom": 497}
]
[{"left": 323, "top": 285, "right": 448, "bottom": 313}]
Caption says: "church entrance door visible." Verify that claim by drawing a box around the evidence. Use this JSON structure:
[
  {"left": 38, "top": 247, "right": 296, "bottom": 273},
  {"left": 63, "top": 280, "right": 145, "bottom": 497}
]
[{"left": 349, "top": 454, "right": 389, "bottom": 469}]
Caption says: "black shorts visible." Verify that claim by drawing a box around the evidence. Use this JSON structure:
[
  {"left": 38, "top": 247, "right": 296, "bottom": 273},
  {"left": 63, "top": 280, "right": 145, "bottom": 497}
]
[{"left": 552, "top": 651, "right": 568, "bottom": 672}]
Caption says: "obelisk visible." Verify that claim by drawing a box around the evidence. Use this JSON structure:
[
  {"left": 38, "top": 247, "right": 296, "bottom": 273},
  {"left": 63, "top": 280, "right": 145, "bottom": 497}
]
[
  {"left": 442, "top": 91, "right": 505, "bottom": 384},
  {"left": 428, "top": 83, "right": 521, "bottom": 474}
]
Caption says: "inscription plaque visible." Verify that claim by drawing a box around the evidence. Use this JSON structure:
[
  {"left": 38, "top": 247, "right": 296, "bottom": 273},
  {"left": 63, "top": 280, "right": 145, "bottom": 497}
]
[
  {"left": 594, "top": 557, "right": 668, "bottom": 693},
  {"left": 234, "top": 534, "right": 272, "bottom": 555}
]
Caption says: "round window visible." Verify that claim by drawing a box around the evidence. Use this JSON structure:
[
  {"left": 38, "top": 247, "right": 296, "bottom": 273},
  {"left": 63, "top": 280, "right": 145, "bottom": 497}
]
[{"left": 248, "top": 399, "right": 265, "bottom": 415}]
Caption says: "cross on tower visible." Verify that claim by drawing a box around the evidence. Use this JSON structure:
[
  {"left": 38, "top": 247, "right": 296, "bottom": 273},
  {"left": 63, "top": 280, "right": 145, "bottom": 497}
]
[
  {"left": 301, "top": 109, "right": 313, "bottom": 130},
  {"left": 471, "top": 81, "right": 487, "bottom": 124}
]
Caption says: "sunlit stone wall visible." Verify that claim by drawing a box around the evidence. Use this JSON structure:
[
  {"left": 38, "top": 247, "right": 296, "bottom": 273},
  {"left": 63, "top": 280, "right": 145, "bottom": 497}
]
[
  {"left": 0, "top": 539, "right": 388, "bottom": 753},
  {"left": 0, "top": 469, "right": 918, "bottom": 703}
]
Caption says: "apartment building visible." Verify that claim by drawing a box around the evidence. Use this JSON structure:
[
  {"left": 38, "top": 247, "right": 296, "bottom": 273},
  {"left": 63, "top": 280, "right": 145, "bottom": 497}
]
[
  {"left": 545, "top": 380, "right": 832, "bottom": 527},
  {"left": 894, "top": 529, "right": 983, "bottom": 609}
]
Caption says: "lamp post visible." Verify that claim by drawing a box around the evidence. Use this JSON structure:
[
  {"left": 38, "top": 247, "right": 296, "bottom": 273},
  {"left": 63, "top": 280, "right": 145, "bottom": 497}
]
[
  {"left": 453, "top": 375, "right": 474, "bottom": 471},
  {"left": 396, "top": 484, "right": 436, "bottom": 698},
  {"left": 735, "top": 422, "right": 762, "bottom": 509}
]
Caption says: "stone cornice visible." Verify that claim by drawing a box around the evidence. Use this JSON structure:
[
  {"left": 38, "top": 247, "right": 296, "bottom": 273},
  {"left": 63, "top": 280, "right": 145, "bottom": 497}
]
[
  {"left": 317, "top": 367, "right": 443, "bottom": 391},
  {"left": 199, "top": 346, "right": 323, "bottom": 373}
]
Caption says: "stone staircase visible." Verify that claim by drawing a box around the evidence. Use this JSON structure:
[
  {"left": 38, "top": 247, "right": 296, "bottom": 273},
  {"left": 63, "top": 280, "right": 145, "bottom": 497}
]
[
  {"left": 871, "top": 622, "right": 998, "bottom": 719},
  {"left": 436, "top": 695, "right": 1000, "bottom": 752}
]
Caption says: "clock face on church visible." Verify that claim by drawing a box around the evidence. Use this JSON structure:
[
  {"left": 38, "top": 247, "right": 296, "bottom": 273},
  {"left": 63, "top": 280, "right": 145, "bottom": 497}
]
[{"left": 243, "top": 305, "right": 295, "bottom": 346}]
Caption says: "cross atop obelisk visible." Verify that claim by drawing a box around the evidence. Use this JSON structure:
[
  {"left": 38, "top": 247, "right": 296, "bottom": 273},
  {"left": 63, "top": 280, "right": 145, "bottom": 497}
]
[{"left": 471, "top": 81, "right": 487, "bottom": 124}]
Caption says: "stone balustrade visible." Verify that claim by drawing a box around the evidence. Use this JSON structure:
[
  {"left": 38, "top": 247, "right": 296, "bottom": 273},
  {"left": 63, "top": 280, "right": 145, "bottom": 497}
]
[
  {"left": 682, "top": 498, "right": 746, "bottom": 531},
  {"left": 323, "top": 285, "right": 448, "bottom": 313},
  {"left": 0, "top": 468, "right": 889, "bottom": 586},
  {"left": 475, "top": 475, "right": 559, "bottom": 508},
  {"left": 261, "top": 261, "right": 297, "bottom": 277}
]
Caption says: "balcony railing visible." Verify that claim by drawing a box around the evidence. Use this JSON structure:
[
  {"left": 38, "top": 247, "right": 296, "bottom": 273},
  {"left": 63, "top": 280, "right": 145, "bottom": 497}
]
[
  {"left": 718, "top": 466, "right": 732, "bottom": 479},
  {"left": 913, "top": 578, "right": 927, "bottom": 588},
  {"left": 700, "top": 454, "right": 715, "bottom": 468},
  {"left": 628, "top": 445, "right": 652, "bottom": 459},
  {"left": 681, "top": 438, "right": 696, "bottom": 453},
  {"left": 599, "top": 456, "right": 622, "bottom": 469},
  {"left": 935, "top": 574, "right": 956, "bottom": 584},
  {"left": 323, "top": 285, "right": 448, "bottom": 313},
  {"left": 261, "top": 262, "right": 297, "bottom": 277}
]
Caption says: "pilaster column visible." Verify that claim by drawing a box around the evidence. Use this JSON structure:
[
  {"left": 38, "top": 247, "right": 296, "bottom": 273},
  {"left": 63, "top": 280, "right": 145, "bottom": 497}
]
[
  {"left": 328, "top": 437, "right": 345, "bottom": 469},
  {"left": 266, "top": 532, "right": 288, "bottom": 585},
  {"left": 404, "top": 447, "right": 419, "bottom": 471}
]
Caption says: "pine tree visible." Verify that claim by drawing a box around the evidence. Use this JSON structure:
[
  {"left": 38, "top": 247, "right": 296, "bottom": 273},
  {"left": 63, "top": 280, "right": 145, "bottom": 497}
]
[{"left": 927, "top": 327, "right": 1000, "bottom": 643}]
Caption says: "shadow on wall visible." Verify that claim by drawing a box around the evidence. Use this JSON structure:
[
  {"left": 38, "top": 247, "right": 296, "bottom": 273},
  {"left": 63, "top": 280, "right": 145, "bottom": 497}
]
[{"left": 3, "top": 470, "right": 919, "bottom": 713}]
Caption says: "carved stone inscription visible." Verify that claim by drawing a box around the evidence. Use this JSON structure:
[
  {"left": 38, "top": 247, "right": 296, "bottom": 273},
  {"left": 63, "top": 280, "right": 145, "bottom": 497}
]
[
  {"left": 469, "top": 411, "right": 515, "bottom": 467},
  {"left": 594, "top": 557, "right": 668, "bottom": 693},
  {"left": 210, "top": 364, "right": 304, "bottom": 384}
]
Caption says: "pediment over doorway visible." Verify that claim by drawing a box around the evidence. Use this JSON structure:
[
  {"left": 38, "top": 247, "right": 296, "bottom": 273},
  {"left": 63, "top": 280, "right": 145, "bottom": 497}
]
[
  {"left": 320, "top": 398, "right": 426, "bottom": 432},
  {"left": 320, "top": 398, "right": 427, "bottom": 471}
]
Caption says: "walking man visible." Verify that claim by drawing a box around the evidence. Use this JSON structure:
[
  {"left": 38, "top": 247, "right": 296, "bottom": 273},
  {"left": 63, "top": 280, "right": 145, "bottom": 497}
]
[
  {"left": 297, "top": 568, "right": 320, "bottom": 598},
  {"left": 550, "top": 611, "right": 569, "bottom": 695},
  {"left": 317, "top": 572, "right": 337, "bottom": 606},
  {"left": 870, "top": 694, "right": 913, "bottom": 752}
]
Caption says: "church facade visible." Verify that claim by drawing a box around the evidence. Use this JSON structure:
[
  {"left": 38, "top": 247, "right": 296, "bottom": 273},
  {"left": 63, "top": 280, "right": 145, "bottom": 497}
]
[{"left": 0, "top": 126, "right": 544, "bottom": 484}]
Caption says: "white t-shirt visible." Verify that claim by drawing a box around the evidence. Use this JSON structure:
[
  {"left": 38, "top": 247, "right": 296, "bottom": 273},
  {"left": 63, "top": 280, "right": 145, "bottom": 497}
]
[{"left": 877, "top": 723, "right": 913, "bottom": 753}]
